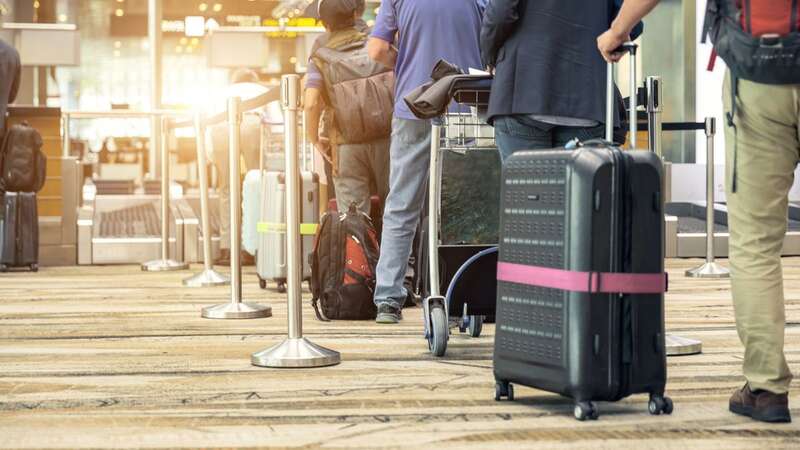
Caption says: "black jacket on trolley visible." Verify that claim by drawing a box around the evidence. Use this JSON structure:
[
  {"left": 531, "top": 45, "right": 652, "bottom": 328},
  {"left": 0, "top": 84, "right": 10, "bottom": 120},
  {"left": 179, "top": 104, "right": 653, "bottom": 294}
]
[{"left": 480, "top": 0, "right": 622, "bottom": 127}]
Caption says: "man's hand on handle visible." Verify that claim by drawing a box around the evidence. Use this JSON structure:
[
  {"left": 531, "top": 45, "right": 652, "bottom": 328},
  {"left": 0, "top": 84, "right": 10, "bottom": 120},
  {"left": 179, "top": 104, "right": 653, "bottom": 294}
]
[{"left": 598, "top": 0, "right": 661, "bottom": 63}]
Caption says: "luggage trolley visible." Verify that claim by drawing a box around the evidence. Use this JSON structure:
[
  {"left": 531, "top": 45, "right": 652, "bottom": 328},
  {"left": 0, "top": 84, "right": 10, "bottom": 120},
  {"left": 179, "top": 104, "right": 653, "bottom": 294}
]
[{"left": 421, "top": 79, "right": 500, "bottom": 357}]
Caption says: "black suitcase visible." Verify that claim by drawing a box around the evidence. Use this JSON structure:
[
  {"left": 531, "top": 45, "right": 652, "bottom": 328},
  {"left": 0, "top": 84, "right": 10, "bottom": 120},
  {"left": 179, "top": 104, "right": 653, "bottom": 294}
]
[
  {"left": 492, "top": 45, "right": 671, "bottom": 421},
  {"left": 0, "top": 191, "right": 39, "bottom": 272}
]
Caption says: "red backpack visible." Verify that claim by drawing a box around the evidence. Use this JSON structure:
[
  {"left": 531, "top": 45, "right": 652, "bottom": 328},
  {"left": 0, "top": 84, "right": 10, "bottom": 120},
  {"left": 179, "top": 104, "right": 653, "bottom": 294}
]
[{"left": 703, "top": 0, "right": 800, "bottom": 84}]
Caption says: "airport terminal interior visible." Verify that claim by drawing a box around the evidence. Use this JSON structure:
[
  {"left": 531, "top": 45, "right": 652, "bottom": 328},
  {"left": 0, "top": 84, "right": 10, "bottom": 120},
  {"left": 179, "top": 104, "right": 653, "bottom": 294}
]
[{"left": 0, "top": 0, "right": 799, "bottom": 448}]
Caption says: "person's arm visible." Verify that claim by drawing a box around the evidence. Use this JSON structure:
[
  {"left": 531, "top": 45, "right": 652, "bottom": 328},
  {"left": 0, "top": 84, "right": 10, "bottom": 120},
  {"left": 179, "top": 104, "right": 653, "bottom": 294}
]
[
  {"left": 367, "top": 38, "right": 397, "bottom": 69},
  {"left": 9, "top": 49, "right": 20, "bottom": 103},
  {"left": 480, "top": 0, "right": 521, "bottom": 70},
  {"left": 598, "top": 0, "right": 660, "bottom": 62},
  {"left": 368, "top": 0, "right": 398, "bottom": 68},
  {"left": 304, "top": 87, "right": 324, "bottom": 148}
]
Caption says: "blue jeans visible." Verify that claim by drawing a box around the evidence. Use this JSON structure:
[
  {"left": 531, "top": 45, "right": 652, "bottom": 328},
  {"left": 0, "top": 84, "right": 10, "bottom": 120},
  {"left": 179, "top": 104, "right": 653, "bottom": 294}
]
[
  {"left": 493, "top": 116, "right": 606, "bottom": 161},
  {"left": 374, "top": 118, "right": 432, "bottom": 309}
]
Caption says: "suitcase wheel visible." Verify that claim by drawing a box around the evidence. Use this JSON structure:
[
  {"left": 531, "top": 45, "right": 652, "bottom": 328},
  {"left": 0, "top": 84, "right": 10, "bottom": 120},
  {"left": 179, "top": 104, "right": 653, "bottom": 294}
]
[
  {"left": 427, "top": 304, "right": 448, "bottom": 357},
  {"left": 0, "top": 264, "right": 7, "bottom": 273},
  {"left": 574, "top": 401, "right": 599, "bottom": 421},
  {"left": 276, "top": 282, "right": 287, "bottom": 294},
  {"left": 648, "top": 394, "right": 673, "bottom": 415},
  {"left": 30, "top": 263, "right": 38, "bottom": 272},
  {"left": 468, "top": 315, "right": 484, "bottom": 338},
  {"left": 494, "top": 381, "right": 514, "bottom": 402},
  {"left": 258, "top": 278, "right": 267, "bottom": 289}
]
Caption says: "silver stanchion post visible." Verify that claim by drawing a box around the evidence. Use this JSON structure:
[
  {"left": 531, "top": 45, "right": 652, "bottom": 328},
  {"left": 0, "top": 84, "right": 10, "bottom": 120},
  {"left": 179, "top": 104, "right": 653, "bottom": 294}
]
[
  {"left": 201, "top": 97, "right": 272, "bottom": 319},
  {"left": 646, "top": 76, "right": 663, "bottom": 158},
  {"left": 686, "top": 117, "right": 730, "bottom": 279},
  {"left": 184, "top": 112, "right": 230, "bottom": 287},
  {"left": 251, "top": 75, "right": 340, "bottom": 368},
  {"left": 142, "top": 116, "right": 190, "bottom": 272}
]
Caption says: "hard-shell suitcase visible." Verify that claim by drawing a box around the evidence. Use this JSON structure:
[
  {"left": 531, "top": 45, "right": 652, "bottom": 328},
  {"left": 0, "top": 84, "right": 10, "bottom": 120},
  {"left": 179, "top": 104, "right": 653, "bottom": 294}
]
[
  {"left": 256, "top": 171, "right": 319, "bottom": 291},
  {"left": 0, "top": 192, "right": 39, "bottom": 272},
  {"left": 242, "top": 169, "right": 262, "bottom": 255},
  {"left": 492, "top": 45, "right": 672, "bottom": 421}
]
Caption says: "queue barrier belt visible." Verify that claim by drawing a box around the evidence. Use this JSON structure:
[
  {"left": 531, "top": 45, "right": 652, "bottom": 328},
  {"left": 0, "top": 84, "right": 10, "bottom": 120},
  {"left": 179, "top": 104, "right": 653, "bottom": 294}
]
[{"left": 257, "top": 222, "right": 318, "bottom": 236}]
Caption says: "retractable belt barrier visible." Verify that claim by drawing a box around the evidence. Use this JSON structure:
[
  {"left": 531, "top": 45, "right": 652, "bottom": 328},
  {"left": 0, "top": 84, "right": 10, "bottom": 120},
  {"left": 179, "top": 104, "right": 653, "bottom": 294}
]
[
  {"left": 200, "top": 97, "right": 272, "bottom": 320},
  {"left": 141, "top": 116, "right": 190, "bottom": 273},
  {"left": 251, "top": 74, "right": 341, "bottom": 369},
  {"left": 497, "top": 262, "right": 669, "bottom": 295}
]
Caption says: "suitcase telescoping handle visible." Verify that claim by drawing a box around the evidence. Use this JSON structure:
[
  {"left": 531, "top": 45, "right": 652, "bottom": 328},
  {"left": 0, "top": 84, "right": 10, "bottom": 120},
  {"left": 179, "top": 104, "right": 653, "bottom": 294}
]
[{"left": 605, "top": 42, "right": 639, "bottom": 145}]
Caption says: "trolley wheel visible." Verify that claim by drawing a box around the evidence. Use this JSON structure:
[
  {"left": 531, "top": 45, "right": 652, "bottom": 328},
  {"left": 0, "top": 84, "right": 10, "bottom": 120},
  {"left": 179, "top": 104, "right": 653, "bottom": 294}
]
[
  {"left": 468, "top": 315, "right": 484, "bottom": 338},
  {"left": 258, "top": 278, "right": 267, "bottom": 290},
  {"left": 0, "top": 264, "right": 7, "bottom": 272},
  {"left": 30, "top": 263, "right": 38, "bottom": 272},
  {"left": 276, "top": 282, "right": 287, "bottom": 294},
  {"left": 494, "top": 381, "right": 514, "bottom": 401},
  {"left": 574, "top": 401, "right": 599, "bottom": 421},
  {"left": 428, "top": 304, "right": 448, "bottom": 357},
  {"left": 648, "top": 394, "right": 674, "bottom": 415}
]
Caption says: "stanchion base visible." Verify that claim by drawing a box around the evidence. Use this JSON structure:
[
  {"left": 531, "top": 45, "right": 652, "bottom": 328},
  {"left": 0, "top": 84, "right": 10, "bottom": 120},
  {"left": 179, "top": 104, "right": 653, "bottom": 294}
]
[
  {"left": 251, "top": 337, "right": 341, "bottom": 368},
  {"left": 183, "top": 269, "right": 230, "bottom": 287},
  {"left": 141, "top": 259, "right": 189, "bottom": 272},
  {"left": 666, "top": 334, "right": 702, "bottom": 356},
  {"left": 686, "top": 261, "right": 731, "bottom": 278},
  {"left": 201, "top": 302, "right": 272, "bottom": 319}
]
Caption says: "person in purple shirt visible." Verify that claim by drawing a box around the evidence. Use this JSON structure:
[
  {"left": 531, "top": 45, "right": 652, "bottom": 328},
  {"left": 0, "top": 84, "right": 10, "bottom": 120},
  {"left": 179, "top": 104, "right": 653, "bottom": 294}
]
[{"left": 367, "top": 0, "right": 486, "bottom": 324}]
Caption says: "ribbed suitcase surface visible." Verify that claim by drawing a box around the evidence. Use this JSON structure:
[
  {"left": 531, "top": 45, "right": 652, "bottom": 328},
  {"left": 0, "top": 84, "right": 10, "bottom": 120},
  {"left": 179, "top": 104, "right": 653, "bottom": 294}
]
[
  {"left": 494, "top": 146, "right": 668, "bottom": 415},
  {"left": 0, "top": 192, "right": 39, "bottom": 271},
  {"left": 256, "top": 171, "right": 318, "bottom": 288}
]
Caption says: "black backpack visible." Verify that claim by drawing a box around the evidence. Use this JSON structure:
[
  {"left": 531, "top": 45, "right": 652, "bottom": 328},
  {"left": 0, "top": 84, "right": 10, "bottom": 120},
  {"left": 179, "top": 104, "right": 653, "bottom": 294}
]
[
  {"left": 310, "top": 203, "right": 380, "bottom": 321},
  {"left": 703, "top": 0, "right": 800, "bottom": 84},
  {"left": 0, "top": 122, "right": 46, "bottom": 193},
  {"left": 311, "top": 30, "right": 394, "bottom": 144}
]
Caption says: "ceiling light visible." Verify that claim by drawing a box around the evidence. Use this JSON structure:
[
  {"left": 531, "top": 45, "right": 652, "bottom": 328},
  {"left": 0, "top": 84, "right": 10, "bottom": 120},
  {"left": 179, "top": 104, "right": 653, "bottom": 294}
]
[
  {"left": 115, "top": 9, "right": 124, "bottom": 17},
  {"left": 198, "top": 3, "right": 208, "bottom": 12},
  {"left": 213, "top": 3, "right": 222, "bottom": 12}
]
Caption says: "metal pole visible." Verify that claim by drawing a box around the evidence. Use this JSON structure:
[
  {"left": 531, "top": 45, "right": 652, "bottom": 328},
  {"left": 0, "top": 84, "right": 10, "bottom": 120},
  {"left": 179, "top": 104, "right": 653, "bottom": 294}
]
[
  {"left": 429, "top": 124, "right": 441, "bottom": 298},
  {"left": 62, "top": 114, "right": 70, "bottom": 158},
  {"left": 252, "top": 75, "right": 340, "bottom": 368},
  {"left": 202, "top": 98, "right": 271, "bottom": 319},
  {"left": 628, "top": 47, "right": 638, "bottom": 149},
  {"left": 301, "top": 111, "right": 308, "bottom": 172},
  {"left": 141, "top": 116, "right": 189, "bottom": 272},
  {"left": 147, "top": 0, "right": 162, "bottom": 180},
  {"left": 646, "top": 76, "right": 663, "bottom": 158},
  {"left": 686, "top": 117, "right": 730, "bottom": 279},
  {"left": 184, "top": 113, "right": 230, "bottom": 287},
  {"left": 606, "top": 63, "right": 615, "bottom": 142}
]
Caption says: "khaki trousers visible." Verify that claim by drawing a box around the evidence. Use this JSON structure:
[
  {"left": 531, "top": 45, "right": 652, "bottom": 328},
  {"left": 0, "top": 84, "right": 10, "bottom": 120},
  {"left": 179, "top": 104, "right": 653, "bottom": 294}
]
[{"left": 723, "top": 71, "right": 799, "bottom": 394}]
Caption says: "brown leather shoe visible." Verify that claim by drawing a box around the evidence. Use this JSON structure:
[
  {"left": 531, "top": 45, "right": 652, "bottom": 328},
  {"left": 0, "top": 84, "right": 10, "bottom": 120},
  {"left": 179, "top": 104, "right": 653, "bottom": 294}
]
[{"left": 729, "top": 384, "right": 791, "bottom": 423}]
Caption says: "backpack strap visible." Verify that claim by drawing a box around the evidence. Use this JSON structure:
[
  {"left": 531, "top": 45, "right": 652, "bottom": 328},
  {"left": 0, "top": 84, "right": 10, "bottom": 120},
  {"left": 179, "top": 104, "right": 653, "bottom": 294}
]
[
  {"left": 496, "top": 262, "right": 669, "bottom": 294},
  {"left": 727, "top": 75, "right": 740, "bottom": 193},
  {"left": 312, "top": 297, "right": 331, "bottom": 322}
]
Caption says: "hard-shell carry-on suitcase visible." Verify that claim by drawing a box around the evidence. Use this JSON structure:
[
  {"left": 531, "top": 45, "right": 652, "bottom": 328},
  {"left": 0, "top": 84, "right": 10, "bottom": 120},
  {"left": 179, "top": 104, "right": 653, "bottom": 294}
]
[
  {"left": 0, "top": 192, "right": 39, "bottom": 272},
  {"left": 256, "top": 170, "right": 319, "bottom": 291},
  {"left": 242, "top": 169, "right": 262, "bottom": 256},
  {"left": 492, "top": 44, "right": 672, "bottom": 421}
]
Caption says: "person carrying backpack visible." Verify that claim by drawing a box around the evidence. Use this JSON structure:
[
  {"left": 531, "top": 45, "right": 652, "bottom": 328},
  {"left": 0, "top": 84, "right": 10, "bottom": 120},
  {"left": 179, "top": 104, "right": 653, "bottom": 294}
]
[
  {"left": 699, "top": 0, "right": 799, "bottom": 424},
  {"left": 304, "top": 0, "right": 392, "bottom": 217}
]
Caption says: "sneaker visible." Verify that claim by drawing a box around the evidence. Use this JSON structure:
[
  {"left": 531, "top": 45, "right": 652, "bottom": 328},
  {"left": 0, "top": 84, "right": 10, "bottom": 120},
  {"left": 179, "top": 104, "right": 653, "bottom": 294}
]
[
  {"left": 375, "top": 304, "right": 402, "bottom": 324},
  {"left": 729, "top": 384, "right": 792, "bottom": 423}
]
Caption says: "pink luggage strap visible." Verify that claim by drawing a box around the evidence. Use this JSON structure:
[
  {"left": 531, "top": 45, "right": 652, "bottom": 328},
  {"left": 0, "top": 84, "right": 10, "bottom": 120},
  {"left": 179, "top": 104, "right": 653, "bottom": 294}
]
[{"left": 497, "top": 262, "right": 668, "bottom": 294}]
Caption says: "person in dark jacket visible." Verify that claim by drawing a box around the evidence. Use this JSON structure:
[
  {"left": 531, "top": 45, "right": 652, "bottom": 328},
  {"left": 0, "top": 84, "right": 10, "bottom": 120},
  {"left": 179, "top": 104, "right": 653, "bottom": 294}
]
[
  {"left": 481, "top": 0, "right": 628, "bottom": 160},
  {"left": 0, "top": 38, "right": 21, "bottom": 132}
]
